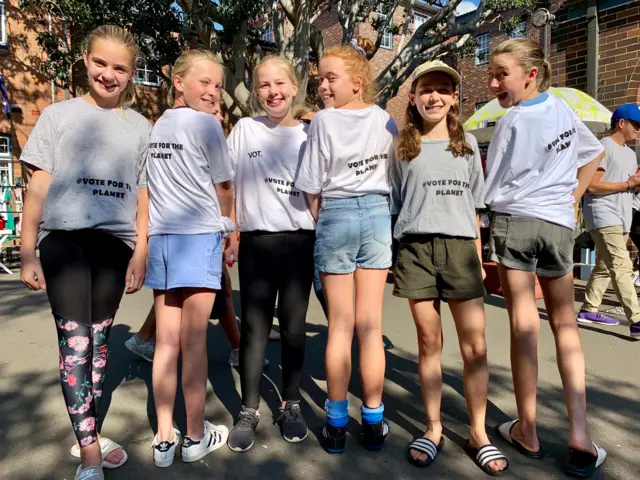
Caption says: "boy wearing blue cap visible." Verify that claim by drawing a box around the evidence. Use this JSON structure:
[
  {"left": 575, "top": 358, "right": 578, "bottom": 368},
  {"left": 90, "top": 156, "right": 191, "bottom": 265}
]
[{"left": 578, "top": 103, "right": 640, "bottom": 336}]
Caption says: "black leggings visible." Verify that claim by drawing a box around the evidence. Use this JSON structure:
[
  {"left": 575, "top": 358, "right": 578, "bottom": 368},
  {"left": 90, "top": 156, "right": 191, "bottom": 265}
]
[
  {"left": 238, "top": 230, "right": 314, "bottom": 409},
  {"left": 40, "top": 229, "right": 132, "bottom": 446}
]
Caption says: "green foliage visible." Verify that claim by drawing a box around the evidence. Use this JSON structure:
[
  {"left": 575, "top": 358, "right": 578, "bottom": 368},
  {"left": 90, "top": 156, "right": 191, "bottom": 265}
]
[{"left": 18, "top": 0, "right": 182, "bottom": 88}]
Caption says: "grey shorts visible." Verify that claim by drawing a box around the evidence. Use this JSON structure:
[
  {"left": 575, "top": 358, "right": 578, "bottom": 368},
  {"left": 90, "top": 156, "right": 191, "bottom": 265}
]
[{"left": 489, "top": 213, "right": 574, "bottom": 278}]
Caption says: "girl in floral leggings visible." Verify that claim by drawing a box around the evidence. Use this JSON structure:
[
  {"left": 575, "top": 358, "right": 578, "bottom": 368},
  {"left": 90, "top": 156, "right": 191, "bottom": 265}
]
[{"left": 19, "top": 26, "right": 150, "bottom": 480}]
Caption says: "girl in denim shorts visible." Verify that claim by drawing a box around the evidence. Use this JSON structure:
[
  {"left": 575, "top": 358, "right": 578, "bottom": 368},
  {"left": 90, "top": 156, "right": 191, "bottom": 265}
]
[
  {"left": 296, "top": 39, "right": 396, "bottom": 453},
  {"left": 391, "top": 61, "right": 508, "bottom": 475},
  {"left": 146, "top": 50, "right": 234, "bottom": 467},
  {"left": 486, "top": 39, "right": 606, "bottom": 478}
]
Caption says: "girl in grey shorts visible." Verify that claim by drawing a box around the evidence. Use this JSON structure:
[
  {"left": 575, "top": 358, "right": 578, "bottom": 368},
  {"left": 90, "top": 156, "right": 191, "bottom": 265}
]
[{"left": 485, "top": 38, "right": 606, "bottom": 478}]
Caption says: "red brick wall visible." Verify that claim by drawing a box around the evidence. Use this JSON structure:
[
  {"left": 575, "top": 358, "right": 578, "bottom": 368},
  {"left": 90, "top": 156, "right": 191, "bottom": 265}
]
[{"left": 550, "top": 0, "right": 640, "bottom": 112}]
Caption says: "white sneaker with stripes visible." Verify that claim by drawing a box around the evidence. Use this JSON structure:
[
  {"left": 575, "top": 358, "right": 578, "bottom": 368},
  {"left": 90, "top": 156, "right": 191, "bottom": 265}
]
[{"left": 182, "top": 421, "right": 229, "bottom": 463}]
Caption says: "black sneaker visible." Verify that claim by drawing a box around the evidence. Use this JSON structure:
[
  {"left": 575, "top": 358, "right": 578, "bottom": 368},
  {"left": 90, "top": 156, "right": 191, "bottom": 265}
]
[
  {"left": 321, "top": 424, "right": 346, "bottom": 453},
  {"left": 227, "top": 407, "right": 260, "bottom": 452},
  {"left": 274, "top": 401, "right": 308, "bottom": 443},
  {"left": 362, "top": 419, "right": 390, "bottom": 451}
]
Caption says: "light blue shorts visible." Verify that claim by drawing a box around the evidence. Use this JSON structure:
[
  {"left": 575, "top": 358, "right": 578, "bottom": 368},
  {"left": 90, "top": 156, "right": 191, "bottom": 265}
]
[
  {"left": 145, "top": 233, "right": 224, "bottom": 291},
  {"left": 315, "top": 194, "right": 392, "bottom": 274}
]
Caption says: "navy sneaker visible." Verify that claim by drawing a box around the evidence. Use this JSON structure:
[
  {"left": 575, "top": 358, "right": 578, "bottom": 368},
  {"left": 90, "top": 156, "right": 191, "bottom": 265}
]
[
  {"left": 631, "top": 321, "right": 640, "bottom": 337},
  {"left": 577, "top": 311, "right": 620, "bottom": 326},
  {"left": 321, "top": 424, "right": 346, "bottom": 454}
]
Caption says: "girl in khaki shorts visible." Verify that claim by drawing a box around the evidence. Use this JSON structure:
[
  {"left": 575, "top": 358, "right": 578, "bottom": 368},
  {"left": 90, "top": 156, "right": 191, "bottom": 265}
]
[{"left": 390, "top": 60, "right": 508, "bottom": 475}]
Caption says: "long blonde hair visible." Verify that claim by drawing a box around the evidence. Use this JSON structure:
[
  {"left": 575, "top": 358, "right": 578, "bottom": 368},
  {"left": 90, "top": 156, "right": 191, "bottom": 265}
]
[
  {"left": 85, "top": 25, "right": 140, "bottom": 108},
  {"left": 322, "top": 38, "right": 376, "bottom": 104},
  {"left": 491, "top": 38, "right": 552, "bottom": 92},
  {"left": 167, "top": 49, "right": 224, "bottom": 107},
  {"left": 395, "top": 75, "right": 472, "bottom": 161}
]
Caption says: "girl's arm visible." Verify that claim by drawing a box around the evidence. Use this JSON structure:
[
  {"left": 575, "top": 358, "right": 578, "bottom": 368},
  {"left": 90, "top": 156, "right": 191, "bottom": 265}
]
[
  {"left": 20, "top": 169, "right": 51, "bottom": 290},
  {"left": 224, "top": 190, "right": 239, "bottom": 267},
  {"left": 125, "top": 187, "right": 149, "bottom": 294},
  {"left": 306, "top": 192, "right": 321, "bottom": 222},
  {"left": 574, "top": 152, "right": 605, "bottom": 203},
  {"left": 215, "top": 180, "right": 238, "bottom": 266}
]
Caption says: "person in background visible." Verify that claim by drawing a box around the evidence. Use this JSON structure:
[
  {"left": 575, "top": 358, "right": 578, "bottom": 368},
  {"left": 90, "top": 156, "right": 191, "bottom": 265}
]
[
  {"left": 629, "top": 191, "right": 640, "bottom": 286},
  {"left": 577, "top": 104, "right": 640, "bottom": 336},
  {"left": 19, "top": 25, "right": 149, "bottom": 480}
]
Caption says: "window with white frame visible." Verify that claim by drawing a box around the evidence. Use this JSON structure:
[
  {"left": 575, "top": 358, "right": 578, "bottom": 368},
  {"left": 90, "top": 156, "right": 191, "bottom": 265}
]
[
  {"left": 1, "top": 0, "right": 7, "bottom": 47},
  {"left": 0, "top": 134, "right": 12, "bottom": 185},
  {"left": 376, "top": 7, "right": 393, "bottom": 49},
  {"left": 475, "top": 33, "right": 489, "bottom": 66},
  {"left": 509, "top": 21, "right": 527, "bottom": 39},
  {"left": 413, "top": 13, "right": 429, "bottom": 31},
  {"left": 134, "top": 62, "right": 161, "bottom": 87},
  {"left": 475, "top": 101, "right": 489, "bottom": 111}
]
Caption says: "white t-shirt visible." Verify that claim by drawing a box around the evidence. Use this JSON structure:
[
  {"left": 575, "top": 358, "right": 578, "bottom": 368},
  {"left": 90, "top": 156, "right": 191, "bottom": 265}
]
[
  {"left": 227, "top": 117, "right": 315, "bottom": 232},
  {"left": 147, "top": 107, "right": 233, "bottom": 236},
  {"left": 583, "top": 137, "right": 637, "bottom": 233},
  {"left": 295, "top": 105, "right": 397, "bottom": 198},
  {"left": 484, "top": 93, "right": 604, "bottom": 230}
]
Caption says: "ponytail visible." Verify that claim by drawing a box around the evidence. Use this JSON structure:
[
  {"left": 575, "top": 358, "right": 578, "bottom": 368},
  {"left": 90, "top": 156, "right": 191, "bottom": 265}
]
[{"left": 491, "top": 38, "right": 551, "bottom": 92}]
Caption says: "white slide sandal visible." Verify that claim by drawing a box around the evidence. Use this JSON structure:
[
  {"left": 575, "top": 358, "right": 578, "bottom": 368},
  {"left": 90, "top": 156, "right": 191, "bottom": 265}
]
[{"left": 69, "top": 438, "right": 128, "bottom": 469}]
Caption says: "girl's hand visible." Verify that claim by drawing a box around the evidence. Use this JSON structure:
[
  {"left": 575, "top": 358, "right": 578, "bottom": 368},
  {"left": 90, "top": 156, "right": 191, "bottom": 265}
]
[
  {"left": 125, "top": 249, "right": 146, "bottom": 294},
  {"left": 20, "top": 250, "right": 46, "bottom": 290},
  {"left": 224, "top": 234, "right": 239, "bottom": 267}
]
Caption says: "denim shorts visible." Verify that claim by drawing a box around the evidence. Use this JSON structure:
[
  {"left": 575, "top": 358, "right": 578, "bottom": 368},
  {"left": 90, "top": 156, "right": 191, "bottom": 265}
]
[
  {"left": 145, "top": 233, "right": 224, "bottom": 290},
  {"left": 315, "top": 194, "right": 392, "bottom": 274}
]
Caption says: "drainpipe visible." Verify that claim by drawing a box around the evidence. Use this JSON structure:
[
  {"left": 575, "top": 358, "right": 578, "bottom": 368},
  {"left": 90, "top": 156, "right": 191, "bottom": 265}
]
[
  {"left": 586, "top": 0, "right": 599, "bottom": 99},
  {"left": 49, "top": 14, "right": 55, "bottom": 104}
]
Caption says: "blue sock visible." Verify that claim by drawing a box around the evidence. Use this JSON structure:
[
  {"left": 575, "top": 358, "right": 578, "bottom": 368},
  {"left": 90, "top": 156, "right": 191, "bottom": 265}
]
[
  {"left": 325, "top": 399, "right": 349, "bottom": 428},
  {"left": 361, "top": 403, "right": 384, "bottom": 424}
]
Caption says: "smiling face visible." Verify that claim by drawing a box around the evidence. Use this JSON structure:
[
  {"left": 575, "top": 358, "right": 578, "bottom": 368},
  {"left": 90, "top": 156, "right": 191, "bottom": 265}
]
[
  {"left": 174, "top": 59, "right": 223, "bottom": 113},
  {"left": 84, "top": 38, "right": 135, "bottom": 107},
  {"left": 409, "top": 72, "right": 458, "bottom": 127},
  {"left": 488, "top": 53, "right": 538, "bottom": 108},
  {"left": 318, "top": 56, "right": 361, "bottom": 108},
  {"left": 255, "top": 61, "right": 298, "bottom": 121}
]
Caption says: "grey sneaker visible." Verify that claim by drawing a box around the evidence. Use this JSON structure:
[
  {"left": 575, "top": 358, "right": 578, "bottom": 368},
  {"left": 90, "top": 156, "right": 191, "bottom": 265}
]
[
  {"left": 125, "top": 335, "right": 155, "bottom": 362},
  {"left": 228, "top": 349, "right": 269, "bottom": 368},
  {"left": 228, "top": 407, "right": 260, "bottom": 452}
]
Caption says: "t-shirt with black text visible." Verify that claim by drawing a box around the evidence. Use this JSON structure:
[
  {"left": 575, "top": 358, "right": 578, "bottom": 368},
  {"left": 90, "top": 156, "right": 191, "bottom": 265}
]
[
  {"left": 484, "top": 93, "right": 604, "bottom": 230},
  {"left": 147, "top": 108, "right": 233, "bottom": 236},
  {"left": 228, "top": 117, "right": 315, "bottom": 232},
  {"left": 295, "top": 105, "right": 397, "bottom": 198},
  {"left": 390, "top": 133, "right": 485, "bottom": 240},
  {"left": 19, "top": 97, "right": 151, "bottom": 249}
]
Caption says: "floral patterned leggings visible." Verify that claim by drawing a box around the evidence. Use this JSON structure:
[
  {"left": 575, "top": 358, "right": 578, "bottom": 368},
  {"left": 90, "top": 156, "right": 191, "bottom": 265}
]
[{"left": 56, "top": 315, "right": 114, "bottom": 447}]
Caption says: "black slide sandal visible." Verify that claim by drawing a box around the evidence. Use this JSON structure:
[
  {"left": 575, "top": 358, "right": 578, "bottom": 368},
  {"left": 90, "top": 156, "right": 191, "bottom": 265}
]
[
  {"left": 564, "top": 443, "right": 607, "bottom": 478},
  {"left": 497, "top": 419, "right": 545, "bottom": 459},
  {"left": 465, "top": 441, "right": 509, "bottom": 477},
  {"left": 405, "top": 436, "right": 445, "bottom": 468}
]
